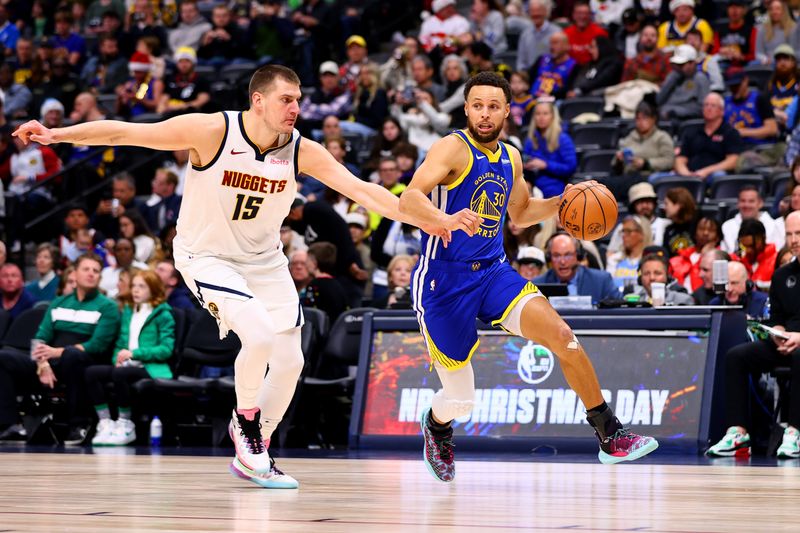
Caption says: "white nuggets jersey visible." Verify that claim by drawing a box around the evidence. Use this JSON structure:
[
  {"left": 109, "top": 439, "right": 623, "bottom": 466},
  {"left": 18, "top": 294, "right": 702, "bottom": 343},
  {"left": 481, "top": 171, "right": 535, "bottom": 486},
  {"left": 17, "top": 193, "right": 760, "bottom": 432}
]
[{"left": 174, "top": 110, "right": 299, "bottom": 259}]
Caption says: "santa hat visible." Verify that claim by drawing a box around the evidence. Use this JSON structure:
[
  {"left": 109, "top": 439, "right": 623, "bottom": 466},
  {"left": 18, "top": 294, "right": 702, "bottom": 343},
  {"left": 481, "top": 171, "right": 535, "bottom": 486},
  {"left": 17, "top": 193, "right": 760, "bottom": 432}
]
[{"left": 129, "top": 52, "right": 152, "bottom": 73}]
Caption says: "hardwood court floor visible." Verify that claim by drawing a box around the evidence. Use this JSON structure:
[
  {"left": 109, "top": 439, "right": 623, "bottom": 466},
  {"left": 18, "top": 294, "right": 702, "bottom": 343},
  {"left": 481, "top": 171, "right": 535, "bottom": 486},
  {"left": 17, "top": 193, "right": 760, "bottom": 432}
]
[{"left": 0, "top": 451, "right": 797, "bottom": 532}]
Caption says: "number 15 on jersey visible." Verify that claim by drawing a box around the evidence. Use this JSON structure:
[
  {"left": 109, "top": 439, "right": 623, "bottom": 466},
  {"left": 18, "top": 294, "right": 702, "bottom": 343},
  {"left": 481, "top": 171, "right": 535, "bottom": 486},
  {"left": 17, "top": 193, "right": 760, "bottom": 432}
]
[{"left": 232, "top": 194, "right": 264, "bottom": 220}]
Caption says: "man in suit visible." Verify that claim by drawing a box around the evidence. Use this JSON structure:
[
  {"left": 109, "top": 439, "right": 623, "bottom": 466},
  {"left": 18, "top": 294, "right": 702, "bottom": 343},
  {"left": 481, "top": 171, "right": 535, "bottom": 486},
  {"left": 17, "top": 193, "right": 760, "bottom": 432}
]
[
  {"left": 709, "top": 260, "right": 768, "bottom": 319},
  {"left": 533, "top": 232, "right": 618, "bottom": 304}
]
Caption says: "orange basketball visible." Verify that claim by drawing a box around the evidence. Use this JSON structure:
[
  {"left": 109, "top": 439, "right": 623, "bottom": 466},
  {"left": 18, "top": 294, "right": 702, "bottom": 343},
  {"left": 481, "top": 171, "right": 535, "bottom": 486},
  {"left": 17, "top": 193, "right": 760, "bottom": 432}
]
[{"left": 558, "top": 183, "right": 618, "bottom": 241}]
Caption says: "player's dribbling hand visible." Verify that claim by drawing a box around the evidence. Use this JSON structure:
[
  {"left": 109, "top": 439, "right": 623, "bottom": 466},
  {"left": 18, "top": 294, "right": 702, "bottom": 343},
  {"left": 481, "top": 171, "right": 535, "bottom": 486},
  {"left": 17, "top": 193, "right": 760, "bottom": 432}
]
[
  {"left": 445, "top": 208, "right": 483, "bottom": 238},
  {"left": 12, "top": 120, "right": 55, "bottom": 146}
]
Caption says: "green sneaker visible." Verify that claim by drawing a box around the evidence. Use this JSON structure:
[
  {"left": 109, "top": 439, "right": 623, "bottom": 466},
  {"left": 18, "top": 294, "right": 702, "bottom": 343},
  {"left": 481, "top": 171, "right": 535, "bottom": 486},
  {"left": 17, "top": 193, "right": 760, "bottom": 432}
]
[
  {"left": 706, "top": 426, "right": 751, "bottom": 457},
  {"left": 777, "top": 426, "right": 800, "bottom": 459}
]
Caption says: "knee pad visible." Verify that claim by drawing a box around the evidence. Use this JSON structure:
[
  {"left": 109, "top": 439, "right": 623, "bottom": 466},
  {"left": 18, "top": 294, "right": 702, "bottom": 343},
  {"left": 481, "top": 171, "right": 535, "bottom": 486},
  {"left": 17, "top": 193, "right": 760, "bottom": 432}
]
[{"left": 432, "top": 390, "right": 475, "bottom": 422}]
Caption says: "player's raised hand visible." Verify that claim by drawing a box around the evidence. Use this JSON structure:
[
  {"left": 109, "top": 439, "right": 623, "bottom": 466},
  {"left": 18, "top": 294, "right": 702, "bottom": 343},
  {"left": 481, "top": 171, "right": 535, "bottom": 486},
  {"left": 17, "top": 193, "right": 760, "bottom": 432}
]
[
  {"left": 445, "top": 208, "right": 483, "bottom": 237},
  {"left": 12, "top": 120, "right": 56, "bottom": 146}
]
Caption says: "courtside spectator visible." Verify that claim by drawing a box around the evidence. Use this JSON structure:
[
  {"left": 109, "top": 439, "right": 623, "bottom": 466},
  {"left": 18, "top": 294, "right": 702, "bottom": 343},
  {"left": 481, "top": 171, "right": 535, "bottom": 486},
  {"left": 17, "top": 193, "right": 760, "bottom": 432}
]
[
  {"left": 722, "top": 185, "right": 785, "bottom": 253},
  {"left": 534, "top": 233, "right": 618, "bottom": 303},
  {"left": 738, "top": 218, "right": 778, "bottom": 290},
  {"left": 708, "top": 261, "right": 768, "bottom": 318}
]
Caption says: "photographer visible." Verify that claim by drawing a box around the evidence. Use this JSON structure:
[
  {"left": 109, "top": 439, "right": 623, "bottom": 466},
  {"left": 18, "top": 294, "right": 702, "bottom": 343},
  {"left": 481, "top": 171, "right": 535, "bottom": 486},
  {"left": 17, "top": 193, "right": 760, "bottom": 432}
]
[{"left": 372, "top": 254, "right": 415, "bottom": 309}]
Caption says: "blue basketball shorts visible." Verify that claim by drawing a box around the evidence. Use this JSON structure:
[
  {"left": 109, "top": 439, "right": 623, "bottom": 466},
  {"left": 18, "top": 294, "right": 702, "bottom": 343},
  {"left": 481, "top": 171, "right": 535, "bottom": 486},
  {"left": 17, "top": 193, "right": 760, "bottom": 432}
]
[{"left": 411, "top": 256, "right": 541, "bottom": 370}]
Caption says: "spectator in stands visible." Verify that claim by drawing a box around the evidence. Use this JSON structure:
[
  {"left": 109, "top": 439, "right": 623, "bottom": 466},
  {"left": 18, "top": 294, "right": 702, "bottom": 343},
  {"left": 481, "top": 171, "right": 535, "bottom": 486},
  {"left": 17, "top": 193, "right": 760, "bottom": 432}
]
[
  {"left": 302, "top": 242, "right": 349, "bottom": 321},
  {"left": 197, "top": 4, "right": 246, "bottom": 67},
  {"left": 116, "top": 51, "right": 161, "bottom": 118},
  {"left": 724, "top": 69, "right": 782, "bottom": 170},
  {"left": 340, "top": 35, "right": 370, "bottom": 95},
  {"left": 58, "top": 266, "right": 77, "bottom": 297},
  {"left": 87, "top": 269, "right": 174, "bottom": 446},
  {"left": 143, "top": 168, "right": 181, "bottom": 236},
  {"left": 656, "top": 44, "right": 709, "bottom": 121},
  {"left": 738, "top": 218, "right": 778, "bottom": 290},
  {"left": 9, "top": 37, "right": 34, "bottom": 86},
  {"left": 564, "top": 1, "right": 608, "bottom": 66},
  {"left": 629, "top": 253, "right": 695, "bottom": 305},
  {"left": 713, "top": 0, "right": 756, "bottom": 68},
  {"left": 657, "top": 0, "right": 713, "bottom": 53},
  {"left": 372, "top": 254, "right": 415, "bottom": 309},
  {"left": 125, "top": 0, "right": 168, "bottom": 56},
  {"left": 391, "top": 88, "right": 450, "bottom": 154},
  {"left": 522, "top": 101, "right": 577, "bottom": 198},
  {"left": 692, "top": 249, "right": 731, "bottom": 304},
  {"left": 671, "top": 92, "right": 742, "bottom": 184},
  {"left": 516, "top": 0, "right": 559, "bottom": 73},
  {"left": 438, "top": 55, "right": 469, "bottom": 130},
  {"left": 535, "top": 232, "right": 618, "bottom": 303},
  {"left": 361, "top": 156, "right": 406, "bottom": 231},
  {"left": 615, "top": 7, "right": 643, "bottom": 60},
  {"left": 40, "top": 98, "right": 65, "bottom": 133},
  {"left": 324, "top": 137, "right": 359, "bottom": 179},
  {"left": 350, "top": 62, "right": 389, "bottom": 133},
  {"left": 757, "top": 0, "right": 794, "bottom": 64},
  {"left": 408, "top": 55, "right": 446, "bottom": 104},
  {"left": 32, "top": 56, "right": 80, "bottom": 119},
  {"left": 464, "top": 40, "right": 512, "bottom": 81},
  {"left": 290, "top": 0, "right": 341, "bottom": 86},
  {"left": 0, "top": 253, "right": 120, "bottom": 445},
  {"left": 345, "top": 212, "right": 374, "bottom": 295},
  {"left": 299, "top": 61, "right": 352, "bottom": 135},
  {"left": 370, "top": 215, "right": 422, "bottom": 301},
  {"left": 86, "top": 0, "right": 126, "bottom": 31},
  {"left": 529, "top": 32, "right": 578, "bottom": 100},
  {"left": 419, "top": 0, "right": 470, "bottom": 54},
  {"left": 770, "top": 45, "right": 798, "bottom": 128},
  {"left": 0, "top": 63, "right": 31, "bottom": 119},
  {"left": 722, "top": 185, "right": 785, "bottom": 253},
  {"left": 61, "top": 204, "right": 96, "bottom": 263},
  {"left": 393, "top": 142, "right": 419, "bottom": 184},
  {"left": 504, "top": 215, "right": 540, "bottom": 262},
  {"left": 508, "top": 71, "right": 534, "bottom": 129},
  {"left": 607, "top": 214, "right": 652, "bottom": 291},
  {"left": 154, "top": 260, "right": 195, "bottom": 310},
  {"left": 247, "top": 0, "right": 293, "bottom": 65},
  {"left": 0, "top": 263, "right": 35, "bottom": 319},
  {"left": 26, "top": 243, "right": 60, "bottom": 303},
  {"left": 706, "top": 211, "right": 800, "bottom": 459},
  {"left": 708, "top": 260, "right": 768, "bottom": 318},
  {"left": 70, "top": 91, "right": 106, "bottom": 129},
  {"left": 777, "top": 245, "right": 794, "bottom": 268},
  {"left": 611, "top": 100, "right": 674, "bottom": 190},
  {"left": 590, "top": 0, "right": 633, "bottom": 33},
  {"left": 470, "top": 0, "right": 508, "bottom": 55},
  {"left": 514, "top": 245, "right": 546, "bottom": 281},
  {"left": 364, "top": 117, "right": 406, "bottom": 178},
  {"left": 662, "top": 187, "right": 697, "bottom": 256},
  {"left": 93, "top": 173, "right": 145, "bottom": 240},
  {"left": 669, "top": 216, "right": 723, "bottom": 291},
  {"left": 52, "top": 11, "right": 86, "bottom": 67},
  {"left": 567, "top": 36, "right": 623, "bottom": 97},
  {"left": 167, "top": 0, "right": 210, "bottom": 56},
  {"left": 683, "top": 28, "right": 724, "bottom": 92},
  {"left": 621, "top": 23, "right": 671, "bottom": 84},
  {"left": 100, "top": 238, "right": 148, "bottom": 298},
  {"left": 289, "top": 249, "right": 312, "bottom": 294},
  {"left": 119, "top": 210, "right": 158, "bottom": 263},
  {"left": 379, "top": 36, "right": 419, "bottom": 93},
  {"left": 607, "top": 182, "right": 670, "bottom": 258},
  {"left": 0, "top": 4, "right": 19, "bottom": 57},
  {"left": 81, "top": 34, "right": 128, "bottom": 94},
  {"left": 157, "top": 47, "right": 210, "bottom": 115}
]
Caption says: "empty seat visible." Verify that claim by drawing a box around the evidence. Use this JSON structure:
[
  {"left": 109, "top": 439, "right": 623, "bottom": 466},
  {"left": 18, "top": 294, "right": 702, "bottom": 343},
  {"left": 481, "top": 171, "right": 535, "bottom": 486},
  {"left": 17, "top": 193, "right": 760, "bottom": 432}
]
[
  {"left": 578, "top": 149, "right": 617, "bottom": 173},
  {"left": 709, "top": 174, "right": 765, "bottom": 200},
  {"left": 570, "top": 123, "right": 619, "bottom": 150},
  {"left": 559, "top": 97, "right": 604, "bottom": 123},
  {"left": 744, "top": 64, "right": 774, "bottom": 91},
  {"left": 653, "top": 176, "right": 706, "bottom": 205},
  {"left": 676, "top": 119, "right": 706, "bottom": 142}
]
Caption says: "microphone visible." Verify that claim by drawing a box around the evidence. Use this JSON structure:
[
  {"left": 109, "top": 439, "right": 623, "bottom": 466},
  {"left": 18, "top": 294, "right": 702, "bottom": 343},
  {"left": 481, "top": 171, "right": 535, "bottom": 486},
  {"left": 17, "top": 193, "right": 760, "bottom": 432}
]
[{"left": 713, "top": 259, "right": 729, "bottom": 294}]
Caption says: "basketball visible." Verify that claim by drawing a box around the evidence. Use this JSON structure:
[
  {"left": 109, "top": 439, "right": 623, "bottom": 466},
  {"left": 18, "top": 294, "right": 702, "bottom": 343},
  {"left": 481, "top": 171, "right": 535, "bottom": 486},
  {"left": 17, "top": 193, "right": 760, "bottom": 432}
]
[{"left": 558, "top": 182, "right": 618, "bottom": 241}]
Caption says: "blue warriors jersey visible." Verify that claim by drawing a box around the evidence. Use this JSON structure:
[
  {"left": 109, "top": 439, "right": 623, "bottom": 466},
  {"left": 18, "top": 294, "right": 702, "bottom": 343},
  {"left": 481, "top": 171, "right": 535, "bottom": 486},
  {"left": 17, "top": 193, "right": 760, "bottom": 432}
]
[
  {"left": 420, "top": 130, "right": 514, "bottom": 263},
  {"left": 725, "top": 90, "right": 767, "bottom": 145},
  {"left": 530, "top": 55, "right": 576, "bottom": 97},
  {"left": 771, "top": 78, "right": 797, "bottom": 112}
]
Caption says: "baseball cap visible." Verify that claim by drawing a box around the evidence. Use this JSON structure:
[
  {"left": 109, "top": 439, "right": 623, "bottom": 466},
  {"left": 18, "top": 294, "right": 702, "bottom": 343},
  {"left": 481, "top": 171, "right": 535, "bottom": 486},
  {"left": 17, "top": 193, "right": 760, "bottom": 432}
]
[
  {"left": 319, "top": 60, "right": 339, "bottom": 75},
  {"left": 725, "top": 66, "right": 746, "bottom": 87},
  {"left": 727, "top": 0, "right": 748, "bottom": 5},
  {"left": 622, "top": 8, "right": 640, "bottom": 25},
  {"left": 628, "top": 182, "right": 657, "bottom": 205},
  {"left": 774, "top": 44, "right": 796, "bottom": 59},
  {"left": 174, "top": 46, "right": 196, "bottom": 64},
  {"left": 670, "top": 44, "right": 698, "bottom": 64},
  {"left": 517, "top": 246, "right": 546, "bottom": 266},
  {"left": 669, "top": 0, "right": 695, "bottom": 11},
  {"left": 432, "top": 0, "right": 456, "bottom": 13},
  {"left": 345, "top": 35, "right": 367, "bottom": 48},
  {"left": 345, "top": 212, "right": 368, "bottom": 229}
]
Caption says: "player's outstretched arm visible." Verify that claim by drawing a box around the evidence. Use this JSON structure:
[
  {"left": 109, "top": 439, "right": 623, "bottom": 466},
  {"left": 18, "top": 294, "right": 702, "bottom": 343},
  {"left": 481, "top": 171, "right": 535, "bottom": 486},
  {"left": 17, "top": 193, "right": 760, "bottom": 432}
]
[
  {"left": 13, "top": 113, "right": 223, "bottom": 157},
  {"left": 506, "top": 145, "right": 560, "bottom": 227},
  {"left": 399, "top": 135, "right": 482, "bottom": 238}
]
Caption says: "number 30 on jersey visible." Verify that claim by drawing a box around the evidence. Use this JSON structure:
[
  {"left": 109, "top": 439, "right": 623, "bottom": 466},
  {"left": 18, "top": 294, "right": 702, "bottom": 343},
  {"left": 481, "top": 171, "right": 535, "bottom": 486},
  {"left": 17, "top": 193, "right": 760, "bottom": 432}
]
[{"left": 232, "top": 194, "right": 263, "bottom": 220}]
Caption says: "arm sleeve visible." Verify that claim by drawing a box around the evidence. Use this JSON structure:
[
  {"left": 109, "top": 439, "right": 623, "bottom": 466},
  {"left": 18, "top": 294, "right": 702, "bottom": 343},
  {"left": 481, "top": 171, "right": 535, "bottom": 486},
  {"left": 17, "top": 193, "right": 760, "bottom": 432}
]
[
  {"left": 82, "top": 300, "right": 121, "bottom": 356},
  {"left": 133, "top": 312, "right": 175, "bottom": 362}
]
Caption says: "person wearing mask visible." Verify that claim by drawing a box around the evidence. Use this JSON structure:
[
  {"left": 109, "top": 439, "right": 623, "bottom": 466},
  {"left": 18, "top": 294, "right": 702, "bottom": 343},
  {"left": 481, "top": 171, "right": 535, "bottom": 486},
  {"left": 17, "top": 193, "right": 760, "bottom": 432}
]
[
  {"left": 534, "top": 232, "right": 618, "bottom": 303},
  {"left": 522, "top": 101, "right": 577, "bottom": 198},
  {"left": 709, "top": 261, "right": 768, "bottom": 318},
  {"left": 628, "top": 253, "right": 695, "bottom": 305}
]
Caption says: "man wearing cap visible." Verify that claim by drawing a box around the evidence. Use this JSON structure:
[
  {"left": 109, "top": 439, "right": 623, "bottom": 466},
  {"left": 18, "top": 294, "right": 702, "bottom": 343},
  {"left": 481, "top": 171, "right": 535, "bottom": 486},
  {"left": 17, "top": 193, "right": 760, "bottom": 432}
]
[
  {"left": 116, "top": 51, "right": 160, "bottom": 118},
  {"left": 80, "top": 34, "right": 128, "bottom": 95},
  {"left": 516, "top": 0, "right": 560, "bottom": 72},
  {"left": 514, "top": 246, "right": 546, "bottom": 281},
  {"left": 563, "top": 1, "right": 608, "bottom": 66},
  {"left": 167, "top": 0, "right": 211, "bottom": 57},
  {"left": 713, "top": 0, "right": 756, "bottom": 67},
  {"left": 616, "top": 7, "right": 644, "bottom": 60},
  {"left": 534, "top": 233, "right": 618, "bottom": 304},
  {"left": 656, "top": 43, "right": 710, "bottom": 120},
  {"left": 622, "top": 24, "right": 671, "bottom": 85},
  {"left": 345, "top": 211, "right": 374, "bottom": 295},
  {"left": 419, "top": 0, "right": 470, "bottom": 54},
  {"left": 606, "top": 182, "right": 670, "bottom": 259},
  {"left": 685, "top": 28, "right": 725, "bottom": 92},
  {"left": 298, "top": 61, "right": 352, "bottom": 134},
  {"left": 157, "top": 46, "right": 210, "bottom": 115},
  {"left": 770, "top": 44, "right": 798, "bottom": 126},
  {"left": 724, "top": 66, "right": 782, "bottom": 168},
  {"left": 657, "top": 0, "right": 713, "bottom": 53},
  {"left": 340, "top": 35, "right": 369, "bottom": 94}
]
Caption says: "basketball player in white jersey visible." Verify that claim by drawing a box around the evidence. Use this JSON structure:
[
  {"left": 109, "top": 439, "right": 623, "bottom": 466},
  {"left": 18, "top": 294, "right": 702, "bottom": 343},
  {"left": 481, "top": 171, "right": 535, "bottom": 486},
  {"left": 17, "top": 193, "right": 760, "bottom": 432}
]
[{"left": 14, "top": 65, "right": 480, "bottom": 488}]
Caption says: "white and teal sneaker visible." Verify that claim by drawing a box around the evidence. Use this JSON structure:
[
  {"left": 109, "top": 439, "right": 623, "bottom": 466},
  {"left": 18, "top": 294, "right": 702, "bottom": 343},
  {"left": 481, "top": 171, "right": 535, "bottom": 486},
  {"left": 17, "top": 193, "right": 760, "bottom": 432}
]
[
  {"left": 706, "top": 426, "right": 751, "bottom": 457},
  {"left": 776, "top": 425, "right": 800, "bottom": 459},
  {"left": 229, "top": 457, "right": 299, "bottom": 489},
  {"left": 91, "top": 419, "right": 116, "bottom": 446}
]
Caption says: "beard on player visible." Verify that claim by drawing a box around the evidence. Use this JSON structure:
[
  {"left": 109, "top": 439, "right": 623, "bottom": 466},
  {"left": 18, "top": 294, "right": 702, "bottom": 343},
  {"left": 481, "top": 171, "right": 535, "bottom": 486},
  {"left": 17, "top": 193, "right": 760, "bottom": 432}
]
[{"left": 467, "top": 116, "right": 503, "bottom": 144}]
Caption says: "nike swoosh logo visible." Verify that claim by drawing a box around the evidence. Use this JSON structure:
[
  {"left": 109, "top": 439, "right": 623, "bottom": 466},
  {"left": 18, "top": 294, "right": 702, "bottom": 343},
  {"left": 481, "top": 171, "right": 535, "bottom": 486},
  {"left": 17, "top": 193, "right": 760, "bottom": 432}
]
[
  {"left": 476, "top": 155, "right": 486, "bottom": 160},
  {"left": 230, "top": 149, "right": 246, "bottom": 155}
]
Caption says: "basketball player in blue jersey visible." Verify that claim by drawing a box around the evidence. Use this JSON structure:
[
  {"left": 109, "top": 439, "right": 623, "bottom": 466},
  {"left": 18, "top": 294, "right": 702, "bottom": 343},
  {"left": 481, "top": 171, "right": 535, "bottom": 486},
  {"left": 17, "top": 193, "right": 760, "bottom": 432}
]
[
  {"left": 399, "top": 72, "right": 658, "bottom": 482},
  {"left": 13, "top": 65, "right": 480, "bottom": 488}
]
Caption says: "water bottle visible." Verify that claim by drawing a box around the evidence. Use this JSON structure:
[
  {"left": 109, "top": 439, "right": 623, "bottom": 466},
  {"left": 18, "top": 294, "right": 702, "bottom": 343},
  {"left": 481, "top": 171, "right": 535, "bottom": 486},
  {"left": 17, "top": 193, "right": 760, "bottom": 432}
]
[{"left": 150, "top": 416, "right": 162, "bottom": 447}]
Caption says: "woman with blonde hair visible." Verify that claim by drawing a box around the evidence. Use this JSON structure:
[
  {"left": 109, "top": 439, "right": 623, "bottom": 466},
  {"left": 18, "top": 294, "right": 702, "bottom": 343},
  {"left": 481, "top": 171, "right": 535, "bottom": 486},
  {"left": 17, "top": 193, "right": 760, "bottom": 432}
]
[
  {"left": 86, "top": 269, "right": 175, "bottom": 446},
  {"left": 352, "top": 62, "right": 389, "bottom": 131},
  {"left": 372, "top": 254, "right": 415, "bottom": 309},
  {"left": 522, "top": 101, "right": 577, "bottom": 198},
  {"left": 756, "top": 0, "right": 796, "bottom": 63},
  {"left": 606, "top": 214, "right": 653, "bottom": 291}
]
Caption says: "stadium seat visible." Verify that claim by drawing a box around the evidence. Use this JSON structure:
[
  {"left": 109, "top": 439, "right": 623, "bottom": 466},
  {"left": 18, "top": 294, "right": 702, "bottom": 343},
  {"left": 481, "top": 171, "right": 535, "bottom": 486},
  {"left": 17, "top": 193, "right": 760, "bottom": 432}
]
[
  {"left": 193, "top": 65, "right": 216, "bottom": 81},
  {"left": 578, "top": 149, "right": 617, "bottom": 173},
  {"left": 495, "top": 50, "right": 518, "bottom": 67},
  {"left": 769, "top": 171, "right": 791, "bottom": 198},
  {"left": 744, "top": 64, "right": 774, "bottom": 91},
  {"left": 709, "top": 174, "right": 765, "bottom": 200},
  {"left": 1, "top": 307, "right": 45, "bottom": 353},
  {"left": 220, "top": 62, "right": 258, "bottom": 86},
  {"left": 558, "top": 97, "right": 604, "bottom": 123},
  {"left": 653, "top": 176, "right": 706, "bottom": 205},
  {"left": 570, "top": 123, "right": 619, "bottom": 150},
  {"left": 676, "top": 118, "right": 706, "bottom": 142}
]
